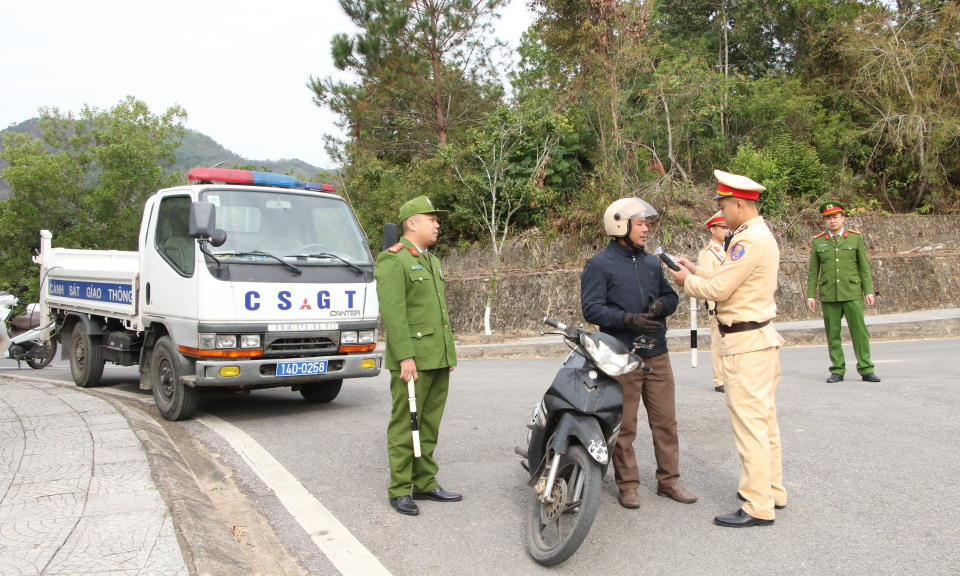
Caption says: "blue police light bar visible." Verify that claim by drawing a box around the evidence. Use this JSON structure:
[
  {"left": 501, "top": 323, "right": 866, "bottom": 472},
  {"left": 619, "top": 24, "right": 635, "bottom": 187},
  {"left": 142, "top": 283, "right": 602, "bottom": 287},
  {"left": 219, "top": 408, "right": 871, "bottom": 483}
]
[
  {"left": 301, "top": 182, "right": 336, "bottom": 192},
  {"left": 187, "top": 168, "right": 301, "bottom": 188}
]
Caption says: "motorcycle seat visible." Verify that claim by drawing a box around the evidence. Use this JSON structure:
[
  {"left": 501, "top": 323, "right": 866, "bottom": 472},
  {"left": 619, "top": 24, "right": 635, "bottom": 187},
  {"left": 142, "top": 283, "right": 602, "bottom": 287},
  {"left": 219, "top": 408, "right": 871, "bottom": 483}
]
[{"left": 12, "top": 311, "right": 41, "bottom": 330}]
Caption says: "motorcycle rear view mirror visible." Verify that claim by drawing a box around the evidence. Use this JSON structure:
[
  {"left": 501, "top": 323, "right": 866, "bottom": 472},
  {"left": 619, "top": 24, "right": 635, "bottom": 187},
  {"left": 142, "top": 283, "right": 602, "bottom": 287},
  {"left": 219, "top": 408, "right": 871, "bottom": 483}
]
[{"left": 17, "top": 285, "right": 29, "bottom": 294}]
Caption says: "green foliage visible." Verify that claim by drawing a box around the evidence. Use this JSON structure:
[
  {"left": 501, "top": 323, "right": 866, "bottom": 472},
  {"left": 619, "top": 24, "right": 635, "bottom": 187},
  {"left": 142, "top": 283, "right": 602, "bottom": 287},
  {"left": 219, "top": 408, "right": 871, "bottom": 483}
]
[{"left": 0, "top": 96, "right": 186, "bottom": 291}]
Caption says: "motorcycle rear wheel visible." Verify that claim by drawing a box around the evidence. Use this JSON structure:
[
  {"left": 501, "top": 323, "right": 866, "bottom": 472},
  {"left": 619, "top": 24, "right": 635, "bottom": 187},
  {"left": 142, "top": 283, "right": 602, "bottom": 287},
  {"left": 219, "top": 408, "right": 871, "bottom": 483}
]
[
  {"left": 27, "top": 340, "right": 58, "bottom": 369},
  {"left": 525, "top": 444, "right": 602, "bottom": 567}
]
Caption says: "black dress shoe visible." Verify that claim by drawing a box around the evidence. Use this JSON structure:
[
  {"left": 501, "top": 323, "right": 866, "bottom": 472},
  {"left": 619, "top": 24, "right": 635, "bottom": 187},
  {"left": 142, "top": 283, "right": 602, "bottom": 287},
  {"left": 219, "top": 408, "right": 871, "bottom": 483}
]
[
  {"left": 737, "top": 492, "right": 785, "bottom": 509},
  {"left": 861, "top": 372, "right": 881, "bottom": 382},
  {"left": 826, "top": 373, "right": 844, "bottom": 383},
  {"left": 412, "top": 486, "right": 462, "bottom": 502},
  {"left": 714, "top": 508, "right": 774, "bottom": 527},
  {"left": 714, "top": 385, "right": 725, "bottom": 393},
  {"left": 389, "top": 495, "right": 419, "bottom": 515}
]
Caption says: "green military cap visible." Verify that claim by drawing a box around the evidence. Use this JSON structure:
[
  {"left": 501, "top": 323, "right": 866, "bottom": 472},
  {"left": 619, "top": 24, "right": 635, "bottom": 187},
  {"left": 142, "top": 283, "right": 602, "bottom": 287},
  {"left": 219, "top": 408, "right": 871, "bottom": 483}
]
[
  {"left": 399, "top": 196, "right": 449, "bottom": 222},
  {"left": 819, "top": 201, "right": 844, "bottom": 216}
]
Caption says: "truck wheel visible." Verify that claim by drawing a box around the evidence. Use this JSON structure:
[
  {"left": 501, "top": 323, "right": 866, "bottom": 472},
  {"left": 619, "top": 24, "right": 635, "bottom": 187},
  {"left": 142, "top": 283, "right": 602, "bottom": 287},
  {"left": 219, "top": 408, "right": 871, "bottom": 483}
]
[
  {"left": 151, "top": 336, "right": 198, "bottom": 421},
  {"left": 300, "top": 379, "right": 342, "bottom": 403},
  {"left": 70, "top": 324, "right": 104, "bottom": 388}
]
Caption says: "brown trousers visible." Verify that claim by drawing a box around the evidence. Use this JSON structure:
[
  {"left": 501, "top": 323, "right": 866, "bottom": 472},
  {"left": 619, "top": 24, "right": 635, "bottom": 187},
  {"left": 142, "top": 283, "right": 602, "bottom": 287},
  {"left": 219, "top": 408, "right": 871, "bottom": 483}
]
[{"left": 612, "top": 352, "right": 680, "bottom": 491}]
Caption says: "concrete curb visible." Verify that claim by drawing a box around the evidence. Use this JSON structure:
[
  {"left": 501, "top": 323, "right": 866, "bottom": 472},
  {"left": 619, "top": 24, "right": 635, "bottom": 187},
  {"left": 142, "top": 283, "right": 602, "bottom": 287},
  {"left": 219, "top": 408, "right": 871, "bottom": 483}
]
[
  {"left": 453, "top": 316, "right": 960, "bottom": 359},
  {"left": 0, "top": 374, "right": 252, "bottom": 576}
]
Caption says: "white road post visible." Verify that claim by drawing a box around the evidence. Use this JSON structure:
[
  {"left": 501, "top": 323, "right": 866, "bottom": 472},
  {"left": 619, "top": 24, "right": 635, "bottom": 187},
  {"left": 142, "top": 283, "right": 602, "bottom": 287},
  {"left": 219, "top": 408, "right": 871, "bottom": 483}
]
[{"left": 690, "top": 297, "right": 698, "bottom": 368}]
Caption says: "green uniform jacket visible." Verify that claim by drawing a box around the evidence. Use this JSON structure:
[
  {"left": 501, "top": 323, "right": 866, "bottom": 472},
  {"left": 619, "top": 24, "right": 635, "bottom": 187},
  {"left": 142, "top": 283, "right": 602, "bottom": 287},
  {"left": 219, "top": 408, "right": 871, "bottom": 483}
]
[
  {"left": 374, "top": 237, "right": 457, "bottom": 371},
  {"left": 806, "top": 229, "right": 874, "bottom": 302}
]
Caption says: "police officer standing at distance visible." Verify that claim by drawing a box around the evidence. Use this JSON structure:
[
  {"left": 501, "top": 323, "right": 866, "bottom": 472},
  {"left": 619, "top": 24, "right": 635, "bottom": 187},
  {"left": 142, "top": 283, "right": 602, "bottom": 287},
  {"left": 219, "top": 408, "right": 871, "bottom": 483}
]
[
  {"left": 667, "top": 170, "right": 786, "bottom": 528},
  {"left": 374, "top": 197, "right": 460, "bottom": 516},
  {"left": 581, "top": 198, "right": 698, "bottom": 510},
  {"left": 806, "top": 202, "right": 880, "bottom": 383},
  {"left": 698, "top": 211, "right": 729, "bottom": 393}
]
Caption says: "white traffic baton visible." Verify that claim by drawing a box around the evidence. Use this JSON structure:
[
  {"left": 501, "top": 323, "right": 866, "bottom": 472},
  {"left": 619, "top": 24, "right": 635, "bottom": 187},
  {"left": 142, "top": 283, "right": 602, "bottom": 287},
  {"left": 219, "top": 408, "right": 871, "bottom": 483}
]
[
  {"left": 406, "top": 376, "right": 422, "bottom": 457},
  {"left": 690, "top": 297, "right": 698, "bottom": 368}
]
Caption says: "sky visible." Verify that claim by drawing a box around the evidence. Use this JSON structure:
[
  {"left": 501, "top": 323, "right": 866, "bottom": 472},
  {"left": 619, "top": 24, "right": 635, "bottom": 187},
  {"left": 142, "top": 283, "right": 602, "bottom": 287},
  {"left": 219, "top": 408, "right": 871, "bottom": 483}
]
[{"left": 1, "top": 0, "right": 536, "bottom": 169}]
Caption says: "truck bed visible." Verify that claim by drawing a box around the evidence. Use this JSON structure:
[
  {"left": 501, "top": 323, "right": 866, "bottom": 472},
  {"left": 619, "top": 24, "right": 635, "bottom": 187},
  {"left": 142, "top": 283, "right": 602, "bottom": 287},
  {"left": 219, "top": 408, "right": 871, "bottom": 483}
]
[{"left": 42, "top": 247, "right": 139, "bottom": 319}]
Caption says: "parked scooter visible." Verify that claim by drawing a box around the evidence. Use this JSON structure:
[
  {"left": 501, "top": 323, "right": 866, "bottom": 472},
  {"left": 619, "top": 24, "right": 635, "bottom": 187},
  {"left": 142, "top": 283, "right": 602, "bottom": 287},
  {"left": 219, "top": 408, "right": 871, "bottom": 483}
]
[
  {"left": 0, "top": 285, "right": 58, "bottom": 369},
  {"left": 516, "top": 317, "right": 652, "bottom": 566}
]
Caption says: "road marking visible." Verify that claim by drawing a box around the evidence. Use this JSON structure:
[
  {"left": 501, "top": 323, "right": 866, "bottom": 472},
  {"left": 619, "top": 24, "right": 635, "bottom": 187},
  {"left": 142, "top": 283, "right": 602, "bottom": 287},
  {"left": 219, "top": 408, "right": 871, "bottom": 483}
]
[
  {"left": 0, "top": 377, "right": 392, "bottom": 576},
  {"left": 193, "top": 412, "right": 393, "bottom": 576}
]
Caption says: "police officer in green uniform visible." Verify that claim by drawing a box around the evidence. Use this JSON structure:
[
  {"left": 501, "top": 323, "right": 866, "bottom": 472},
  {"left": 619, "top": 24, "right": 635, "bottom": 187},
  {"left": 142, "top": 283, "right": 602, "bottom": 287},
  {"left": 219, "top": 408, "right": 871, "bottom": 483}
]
[
  {"left": 374, "top": 196, "right": 461, "bottom": 516},
  {"left": 806, "top": 201, "right": 881, "bottom": 383}
]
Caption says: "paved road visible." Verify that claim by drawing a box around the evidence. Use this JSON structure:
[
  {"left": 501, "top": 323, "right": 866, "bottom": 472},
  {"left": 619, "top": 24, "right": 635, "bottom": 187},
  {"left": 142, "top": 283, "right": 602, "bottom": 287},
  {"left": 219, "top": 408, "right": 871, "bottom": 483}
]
[{"left": 6, "top": 339, "right": 959, "bottom": 575}]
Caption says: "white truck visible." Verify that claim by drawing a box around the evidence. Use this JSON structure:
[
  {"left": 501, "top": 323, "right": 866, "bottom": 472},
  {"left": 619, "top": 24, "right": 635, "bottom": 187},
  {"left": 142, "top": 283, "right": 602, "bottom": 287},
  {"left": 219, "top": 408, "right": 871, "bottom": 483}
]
[{"left": 36, "top": 167, "right": 382, "bottom": 420}]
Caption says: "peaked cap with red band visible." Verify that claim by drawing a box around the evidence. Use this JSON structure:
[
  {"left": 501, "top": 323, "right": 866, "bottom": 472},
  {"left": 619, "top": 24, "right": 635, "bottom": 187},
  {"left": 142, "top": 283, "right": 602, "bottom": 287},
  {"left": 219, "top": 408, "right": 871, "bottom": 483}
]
[
  {"left": 713, "top": 169, "right": 766, "bottom": 201},
  {"left": 819, "top": 201, "right": 844, "bottom": 216},
  {"left": 705, "top": 210, "right": 726, "bottom": 229}
]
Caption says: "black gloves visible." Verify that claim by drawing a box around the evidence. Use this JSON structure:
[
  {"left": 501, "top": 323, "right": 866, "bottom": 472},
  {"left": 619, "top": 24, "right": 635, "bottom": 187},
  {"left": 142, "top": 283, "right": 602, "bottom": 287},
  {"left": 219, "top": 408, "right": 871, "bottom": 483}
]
[
  {"left": 646, "top": 295, "right": 664, "bottom": 317},
  {"left": 624, "top": 312, "right": 662, "bottom": 334}
]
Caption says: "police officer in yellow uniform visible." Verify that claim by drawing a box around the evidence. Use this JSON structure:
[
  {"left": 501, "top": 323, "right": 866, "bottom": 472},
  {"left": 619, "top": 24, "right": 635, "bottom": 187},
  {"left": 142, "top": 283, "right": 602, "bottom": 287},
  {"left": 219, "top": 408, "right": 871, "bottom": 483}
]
[
  {"left": 698, "top": 211, "right": 728, "bottom": 392},
  {"left": 806, "top": 201, "right": 880, "bottom": 383},
  {"left": 374, "top": 196, "right": 460, "bottom": 516},
  {"left": 667, "top": 170, "right": 787, "bottom": 528}
]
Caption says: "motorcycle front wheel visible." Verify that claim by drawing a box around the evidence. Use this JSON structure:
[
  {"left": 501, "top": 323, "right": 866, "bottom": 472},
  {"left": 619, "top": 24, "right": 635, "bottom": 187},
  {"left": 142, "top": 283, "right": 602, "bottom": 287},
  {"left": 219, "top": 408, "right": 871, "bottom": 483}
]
[
  {"left": 525, "top": 444, "right": 602, "bottom": 567},
  {"left": 27, "top": 340, "right": 58, "bottom": 369}
]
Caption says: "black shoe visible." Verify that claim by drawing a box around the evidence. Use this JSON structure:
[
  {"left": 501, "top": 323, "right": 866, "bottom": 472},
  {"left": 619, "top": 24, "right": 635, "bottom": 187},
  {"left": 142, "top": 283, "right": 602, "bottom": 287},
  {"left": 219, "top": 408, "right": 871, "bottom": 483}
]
[
  {"left": 737, "top": 492, "right": 785, "bottom": 509},
  {"left": 412, "top": 486, "right": 462, "bottom": 502},
  {"left": 826, "top": 373, "right": 844, "bottom": 383},
  {"left": 861, "top": 373, "right": 881, "bottom": 382},
  {"left": 714, "top": 508, "right": 774, "bottom": 528},
  {"left": 715, "top": 385, "right": 725, "bottom": 393},
  {"left": 389, "top": 495, "right": 420, "bottom": 515}
]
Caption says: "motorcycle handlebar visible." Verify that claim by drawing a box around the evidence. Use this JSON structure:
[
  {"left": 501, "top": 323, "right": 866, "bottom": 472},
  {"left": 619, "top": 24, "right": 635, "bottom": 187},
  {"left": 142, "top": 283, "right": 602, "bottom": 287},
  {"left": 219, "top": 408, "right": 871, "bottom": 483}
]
[{"left": 543, "top": 317, "right": 565, "bottom": 330}]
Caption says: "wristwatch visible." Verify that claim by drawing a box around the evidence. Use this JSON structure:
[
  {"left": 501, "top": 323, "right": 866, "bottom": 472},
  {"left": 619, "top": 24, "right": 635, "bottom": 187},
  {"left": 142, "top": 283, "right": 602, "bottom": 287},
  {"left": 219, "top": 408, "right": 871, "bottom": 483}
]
[{"left": 401, "top": 358, "right": 414, "bottom": 363}]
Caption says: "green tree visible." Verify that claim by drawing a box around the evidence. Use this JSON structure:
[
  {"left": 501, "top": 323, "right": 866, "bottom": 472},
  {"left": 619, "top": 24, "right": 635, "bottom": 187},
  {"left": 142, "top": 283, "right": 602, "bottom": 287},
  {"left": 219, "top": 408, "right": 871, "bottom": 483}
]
[{"left": 0, "top": 96, "right": 186, "bottom": 292}]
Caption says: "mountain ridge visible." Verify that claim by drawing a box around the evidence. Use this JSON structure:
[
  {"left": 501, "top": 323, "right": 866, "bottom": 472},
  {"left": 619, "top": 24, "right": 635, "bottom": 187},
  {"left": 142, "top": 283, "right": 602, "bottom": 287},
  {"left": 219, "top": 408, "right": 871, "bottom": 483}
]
[{"left": 0, "top": 118, "right": 328, "bottom": 200}]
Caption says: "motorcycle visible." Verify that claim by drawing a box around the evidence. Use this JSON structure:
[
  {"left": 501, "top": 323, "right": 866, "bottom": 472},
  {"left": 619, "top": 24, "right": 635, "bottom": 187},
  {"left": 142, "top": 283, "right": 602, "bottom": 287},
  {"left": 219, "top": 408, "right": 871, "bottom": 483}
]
[
  {"left": 516, "top": 317, "right": 652, "bottom": 566},
  {"left": 0, "top": 285, "right": 59, "bottom": 369}
]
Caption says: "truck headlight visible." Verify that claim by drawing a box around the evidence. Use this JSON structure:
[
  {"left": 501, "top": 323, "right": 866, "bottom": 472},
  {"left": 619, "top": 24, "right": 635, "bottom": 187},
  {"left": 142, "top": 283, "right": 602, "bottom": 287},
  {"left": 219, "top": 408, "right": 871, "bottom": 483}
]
[
  {"left": 341, "top": 331, "right": 358, "bottom": 344},
  {"left": 358, "top": 330, "right": 375, "bottom": 344},
  {"left": 199, "top": 333, "right": 216, "bottom": 350},
  {"left": 216, "top": 334, "right": 237, "bottom": 349},
  {"left": 240, "top": 334, "right": 261, "bottom": 349}
]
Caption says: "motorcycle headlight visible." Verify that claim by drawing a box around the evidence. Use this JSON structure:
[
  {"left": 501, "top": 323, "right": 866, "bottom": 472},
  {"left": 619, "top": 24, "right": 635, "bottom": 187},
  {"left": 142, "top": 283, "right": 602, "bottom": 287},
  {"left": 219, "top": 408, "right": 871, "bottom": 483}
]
[{"left": 582, "top": 336, "right": 640, "bottom": 377}]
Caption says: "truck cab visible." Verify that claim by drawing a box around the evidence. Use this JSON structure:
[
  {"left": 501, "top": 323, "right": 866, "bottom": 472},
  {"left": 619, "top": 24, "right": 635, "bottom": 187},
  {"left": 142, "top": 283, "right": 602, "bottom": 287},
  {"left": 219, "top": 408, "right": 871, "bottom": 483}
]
[{"left": 41, "top": 168, "right": 382, "bottom": 420}]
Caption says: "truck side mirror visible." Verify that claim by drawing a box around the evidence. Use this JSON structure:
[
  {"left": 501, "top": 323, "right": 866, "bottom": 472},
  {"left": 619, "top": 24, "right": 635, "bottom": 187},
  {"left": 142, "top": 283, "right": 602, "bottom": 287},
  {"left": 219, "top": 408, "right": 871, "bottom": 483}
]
[
  {"left": 382, "top": 223, "right": 399, "bottom": 252},
  {"left": 210, "top": 229, "right": 227, "bottom": 247},
  {"left": 189, "top": 201, "right": 217, "bottom": 239}
]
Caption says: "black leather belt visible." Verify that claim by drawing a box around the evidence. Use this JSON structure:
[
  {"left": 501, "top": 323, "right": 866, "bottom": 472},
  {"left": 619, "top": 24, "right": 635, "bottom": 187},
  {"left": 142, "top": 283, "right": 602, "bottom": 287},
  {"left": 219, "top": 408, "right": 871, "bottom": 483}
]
[{"left": 718, "top": 319, "right": 771, "bottom": 337}]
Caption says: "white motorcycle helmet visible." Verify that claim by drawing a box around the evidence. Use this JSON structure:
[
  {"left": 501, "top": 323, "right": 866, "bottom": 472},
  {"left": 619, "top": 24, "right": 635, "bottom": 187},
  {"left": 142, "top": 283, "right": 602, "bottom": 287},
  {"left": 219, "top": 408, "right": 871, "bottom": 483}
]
[
  {"left": 0, "top": 291, "right": 17, "bottom": 309},
  {"left": 603, "top": 198, "right": 659, "bottom": 237}
]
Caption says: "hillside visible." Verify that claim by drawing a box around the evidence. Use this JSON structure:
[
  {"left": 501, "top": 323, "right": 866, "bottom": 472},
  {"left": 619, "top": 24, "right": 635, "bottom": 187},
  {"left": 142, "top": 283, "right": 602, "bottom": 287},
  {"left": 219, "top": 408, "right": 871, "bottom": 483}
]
[{"left": 0, "top": 119, "right": 327, "bottom": 199}]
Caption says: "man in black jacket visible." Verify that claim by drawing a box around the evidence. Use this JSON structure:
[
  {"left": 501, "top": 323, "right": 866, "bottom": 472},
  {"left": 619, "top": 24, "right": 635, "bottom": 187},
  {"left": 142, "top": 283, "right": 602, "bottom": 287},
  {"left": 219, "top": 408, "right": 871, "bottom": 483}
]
[{"left": 580, "top": 198, "right": 698, "bottom": 509}]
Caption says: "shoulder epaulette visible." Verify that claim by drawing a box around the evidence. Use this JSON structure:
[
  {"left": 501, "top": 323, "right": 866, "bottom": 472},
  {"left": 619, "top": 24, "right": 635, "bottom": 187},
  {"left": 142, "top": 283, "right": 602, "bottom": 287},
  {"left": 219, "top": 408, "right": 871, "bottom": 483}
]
[
  {"left": 813, "top": 232, "right": 826, "bottom": 239},
  {"left": 386, "top": 243, "right": 403, "bottom": 253},
  {"left": 703, "top": 244, "right": 712, "bottom": 251},
  {"left": 849, "top": 229, "right": 862, "bottom": 234}
]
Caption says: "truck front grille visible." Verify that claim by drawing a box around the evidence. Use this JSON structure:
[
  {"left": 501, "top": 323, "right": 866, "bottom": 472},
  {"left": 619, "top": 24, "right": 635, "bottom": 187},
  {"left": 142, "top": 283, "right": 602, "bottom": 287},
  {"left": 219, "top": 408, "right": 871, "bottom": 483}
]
[{"left": 264, "top": 332, "right": 339, "bottom": 356}]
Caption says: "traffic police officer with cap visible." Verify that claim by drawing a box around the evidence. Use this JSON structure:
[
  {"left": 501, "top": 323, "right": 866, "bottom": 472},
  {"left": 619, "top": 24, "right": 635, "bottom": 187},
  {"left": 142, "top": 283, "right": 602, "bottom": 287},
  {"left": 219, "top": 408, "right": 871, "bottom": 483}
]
[
  {"left": 667, "top": 170, "right": 787, "bottom": 528},
  {"left": 698, "top": 211, "right": 728, "bottom": 392},
  {"left": 806, "top": 202, "right": 880, "bottom": 383},
  {"left": 374, "top": 196, "right": 460, "bottom": 516}
]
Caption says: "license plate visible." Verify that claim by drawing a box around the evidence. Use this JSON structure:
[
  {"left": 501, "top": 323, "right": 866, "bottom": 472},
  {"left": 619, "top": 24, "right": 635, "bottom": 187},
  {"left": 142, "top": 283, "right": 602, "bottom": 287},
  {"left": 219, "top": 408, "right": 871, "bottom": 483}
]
[{"left": 276, "top": 360, "right": 328, "bottom": 377}]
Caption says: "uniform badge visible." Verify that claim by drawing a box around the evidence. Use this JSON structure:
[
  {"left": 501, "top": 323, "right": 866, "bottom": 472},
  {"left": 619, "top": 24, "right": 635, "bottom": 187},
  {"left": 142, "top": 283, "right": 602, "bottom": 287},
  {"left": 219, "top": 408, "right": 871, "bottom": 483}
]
[
  {"left": 408, "top": 246, "right": 419, "bottom": 256},
  {"left": 820, "top": 243, "right": 828, "bottom": 247},
  {"left": 730, "top": 243, "right": 746, "bottom": 261},
  {"left": 411, "top": 264, "right": 423, "bottom": 270},
  {"left": 387, "top": 243, "right": 404, "bottom": 253}
]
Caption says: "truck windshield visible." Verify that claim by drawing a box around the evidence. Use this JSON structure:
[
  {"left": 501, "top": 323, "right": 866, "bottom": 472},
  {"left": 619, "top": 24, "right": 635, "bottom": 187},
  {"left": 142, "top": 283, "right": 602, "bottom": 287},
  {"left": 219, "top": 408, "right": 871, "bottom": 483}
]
[{"left": 201, "top": 189, "right": 372, "bottom": 265}]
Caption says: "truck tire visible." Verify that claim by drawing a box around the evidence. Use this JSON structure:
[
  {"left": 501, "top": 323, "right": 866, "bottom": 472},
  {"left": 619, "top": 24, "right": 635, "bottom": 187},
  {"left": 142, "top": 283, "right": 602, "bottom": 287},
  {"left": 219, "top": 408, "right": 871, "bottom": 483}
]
[
  {"left": 151, "top": 336, "right": 198, "bottom": 421},
  {"left": 70, "top": 324, "right": 105, "bottom": 388},
  {"left": 300, "top": 379, "right": 342, "bottom": 403}
]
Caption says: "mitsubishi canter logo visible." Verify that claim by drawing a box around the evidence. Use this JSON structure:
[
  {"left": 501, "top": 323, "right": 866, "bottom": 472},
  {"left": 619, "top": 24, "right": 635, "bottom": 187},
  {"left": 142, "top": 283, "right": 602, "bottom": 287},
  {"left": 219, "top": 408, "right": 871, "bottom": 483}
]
[{"left": 243, "top": 290, "right": 358, "bottom": 311}]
